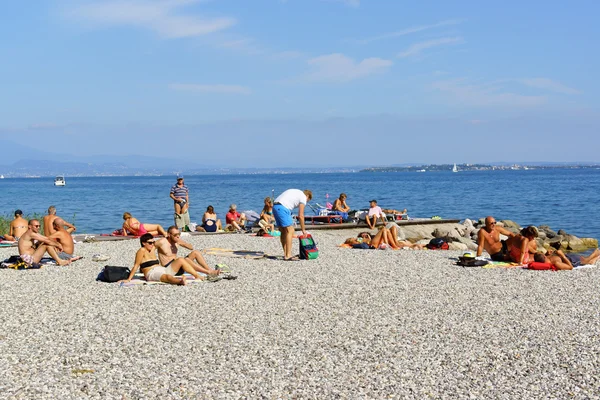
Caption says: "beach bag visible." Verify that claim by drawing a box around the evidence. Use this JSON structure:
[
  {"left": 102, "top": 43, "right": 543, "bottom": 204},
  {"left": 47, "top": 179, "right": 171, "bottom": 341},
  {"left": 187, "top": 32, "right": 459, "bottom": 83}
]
[
  {"left": 526, "top": 262, "right": 557, "bottom": 271},
  {"left": 427, "top": 238, "right": 449, "bottom": 250},
  {"left": 97, "top": 266, "right": 130, "bottom": 282},
  {"left": 298, "top": 234, "right": 319, "bottom": 260},
  {"left": 456, "top": 257, "right": 488, "bottom": 267}
]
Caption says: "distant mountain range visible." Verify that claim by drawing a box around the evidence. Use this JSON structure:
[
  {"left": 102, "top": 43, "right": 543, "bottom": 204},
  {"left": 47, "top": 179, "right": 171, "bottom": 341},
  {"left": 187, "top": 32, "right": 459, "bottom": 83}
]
[{"left": 1, "top": 139, "right": 598, "bottom": 177}]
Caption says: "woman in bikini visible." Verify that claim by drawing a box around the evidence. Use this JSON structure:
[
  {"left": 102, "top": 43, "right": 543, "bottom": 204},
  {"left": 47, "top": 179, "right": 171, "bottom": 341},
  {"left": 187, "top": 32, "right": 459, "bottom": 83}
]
[
  {"left": 201, "top": 205, "right": 223, "bottom": 232},
  {"left": 506, "top": 226, "right": 538, "bottom": 265},
  {"left": 119, "top": 233, "right": 193, "bottom": 285},
  {"left": 258, "top": 197, "right": 275, "bottom": 232},
  {"left": 122, "top": 212, "right": 167, "bottom": 237}
]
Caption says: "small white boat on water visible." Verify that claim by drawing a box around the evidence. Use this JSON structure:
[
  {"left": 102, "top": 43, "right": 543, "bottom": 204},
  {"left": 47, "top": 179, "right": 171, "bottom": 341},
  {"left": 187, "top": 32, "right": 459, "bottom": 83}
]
[
  {"left": 452, "top": 163, "right": 458, "bottom": 173},
  {"left": 54, "top": 175, "right": 66, "bottom": 186},
  {"left": 0, "top": 175, "right": 4, "bottom": 179}
]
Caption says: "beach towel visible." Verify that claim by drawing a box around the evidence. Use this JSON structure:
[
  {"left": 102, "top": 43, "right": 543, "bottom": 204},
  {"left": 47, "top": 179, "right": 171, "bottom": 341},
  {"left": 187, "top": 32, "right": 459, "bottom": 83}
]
[
  {"left": 1, "top": 256, "right": 57, "bottom": 269},
  {"left": 119, "top": 272, "right": 204, "bottom": 287},
  {"left": 204, "top": 247, "right": 267, "bottom": 259}
]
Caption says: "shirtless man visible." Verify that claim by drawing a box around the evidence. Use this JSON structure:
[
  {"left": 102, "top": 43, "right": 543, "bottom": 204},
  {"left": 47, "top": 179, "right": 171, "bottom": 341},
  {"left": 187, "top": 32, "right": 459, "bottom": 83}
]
[
  {"left": 154, "top": 226, "right": 219, "bottom": 277},
  {"left": 534, "top": 248, "right": 600, "bottom": 270},
  {"left": 49, "top": 218, "right": 80, "bottom": 261},
  {"left": 18, "top": 219, "right": 70, "bottom": 266},
  {"left": 476, "top": 216, "right": 516, "bottom": 260},
  {"left": 4, "top": 209, "right": 28, "bottom": 241},
  {"left": 43, "top": 206, "right": 76, "bottom": 236},
  {"left": 331, "top": 193, "right": 350, "bottom": 220}
]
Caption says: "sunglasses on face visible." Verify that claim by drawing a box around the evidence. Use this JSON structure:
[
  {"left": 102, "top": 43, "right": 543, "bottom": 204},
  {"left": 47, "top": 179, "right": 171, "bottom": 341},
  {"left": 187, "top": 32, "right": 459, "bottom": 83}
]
[
  {"left": 32, "top": 224, "right": 41, "bottom": 227},
  {"left": 145, "top": 241, "right": 155, "bottom": 245},
  {"left": 171, "top": 233, "right": 180, "bottom": 237}
]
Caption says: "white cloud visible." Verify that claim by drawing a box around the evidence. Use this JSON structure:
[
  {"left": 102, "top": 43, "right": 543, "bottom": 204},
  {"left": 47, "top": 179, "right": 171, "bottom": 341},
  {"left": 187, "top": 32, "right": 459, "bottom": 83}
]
[
  {"left": 431, "top": 79, "right": 547, "bottom": 107},
  {"left": 169, "top": 83, "right": 252, "bottom": 94},
  {"left": 66, "top": 0, "right": 235, "bottom": 38},
  {"left": 304, "top": 53, "right": 392, "bottom": 83},
  {"left": 398, "top": 37, "right": 463, "bottom": 58},
  {"left": 358, "top": 19, "right": 463, "bottom": 44},
  {"left": 520, "top": 78, "right": 581, "bottom": 95}
]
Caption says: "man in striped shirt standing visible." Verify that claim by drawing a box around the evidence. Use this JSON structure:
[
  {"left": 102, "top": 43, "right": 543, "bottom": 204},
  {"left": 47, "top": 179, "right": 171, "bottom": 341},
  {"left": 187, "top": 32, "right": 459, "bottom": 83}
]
[{"left": 170, "top": 177, "right": 190, "bottom": 231}]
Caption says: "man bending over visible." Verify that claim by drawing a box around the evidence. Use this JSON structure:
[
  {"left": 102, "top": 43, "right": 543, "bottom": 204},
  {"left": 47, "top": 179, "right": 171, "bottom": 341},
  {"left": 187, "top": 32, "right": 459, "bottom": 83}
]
[{"left": 18, "top": 219, "right": 70, "bottom": 266}]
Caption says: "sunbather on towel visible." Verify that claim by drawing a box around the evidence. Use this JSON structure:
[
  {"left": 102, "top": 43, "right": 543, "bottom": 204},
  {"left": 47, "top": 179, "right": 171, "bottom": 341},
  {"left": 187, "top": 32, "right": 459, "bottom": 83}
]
[
  {"left": 346, "top": 226, "right": 425, "bottom": 250},
  {"left": 155, "top": 226, "right": 219, "bottom": 276},
  {"left": 4, "top": 209, "right": 27, "bottom": 241},
  {"left": 122, "top": 212, "right": 167, "bottom": 237},
  {"left": 506, "top": 226, "right": 538, "bottom": 265},
  {"left": 535, "top": 248, "right": 600, "bottom": 270},
  {"left": 18, "top": 219, "right": 70, "bottom": 266},
  {"left": 120, "top": 234, "right": 200, "bottom": 285}
]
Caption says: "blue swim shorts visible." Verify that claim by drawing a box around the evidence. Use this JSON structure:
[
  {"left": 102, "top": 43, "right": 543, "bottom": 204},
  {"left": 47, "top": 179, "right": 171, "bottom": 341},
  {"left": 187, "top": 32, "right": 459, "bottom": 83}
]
[{"left": 273, "top": 204, "right": 293, "bottom": 228}]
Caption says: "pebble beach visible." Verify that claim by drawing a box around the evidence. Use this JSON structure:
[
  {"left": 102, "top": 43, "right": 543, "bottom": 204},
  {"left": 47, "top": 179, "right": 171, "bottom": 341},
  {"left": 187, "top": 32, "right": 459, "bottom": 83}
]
[{"left": 1, "top": 229, "right": 599, "bottom": 399}]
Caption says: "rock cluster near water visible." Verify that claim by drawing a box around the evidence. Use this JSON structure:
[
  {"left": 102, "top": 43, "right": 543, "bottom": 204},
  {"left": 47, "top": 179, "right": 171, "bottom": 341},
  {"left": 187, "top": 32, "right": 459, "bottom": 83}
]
[{"left": 397, "top": 219, "right": 598, "bottom": 253}]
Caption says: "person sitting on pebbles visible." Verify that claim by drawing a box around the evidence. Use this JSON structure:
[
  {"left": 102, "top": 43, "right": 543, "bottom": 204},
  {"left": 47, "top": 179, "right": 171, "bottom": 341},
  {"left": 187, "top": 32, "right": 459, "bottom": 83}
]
[
  {"left": 18, "top": 219, "right": 71, "bottom": 266},
  {"left": 120, "top": 233, "right": 200, "bottom": 285},
  {"left": 48, "top": 218, "right": 82, "bottom": 262},
  {"left": 476, "top": 216, "right": 516, "bottom": 261},
  {"left": 3, "top": 209, "right": 28, "bottom": 241},
  {"left": 225, "top": 204, "right": 247, "bottom": 232},
  {"left": 154, "top": 226, "right": 220, "bottom": 277}
]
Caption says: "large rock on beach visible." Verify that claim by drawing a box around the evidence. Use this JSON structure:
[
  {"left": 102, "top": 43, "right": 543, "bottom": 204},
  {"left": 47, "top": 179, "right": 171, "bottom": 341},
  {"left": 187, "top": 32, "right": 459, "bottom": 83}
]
[
  {"left": 448, "top": 241, "right": 468, "bottom": 251},
  {"left": 456, "top": 236, "right": 478, "bottom": 251},
  {"left": 432, "top": 227, "right": 463, "bottom": 242},
  {"left": 501, "top": 220, "right": 521, "bottom": 230},
  {"left": 538, "top": 225, "right": 557, "bottom": 238}
]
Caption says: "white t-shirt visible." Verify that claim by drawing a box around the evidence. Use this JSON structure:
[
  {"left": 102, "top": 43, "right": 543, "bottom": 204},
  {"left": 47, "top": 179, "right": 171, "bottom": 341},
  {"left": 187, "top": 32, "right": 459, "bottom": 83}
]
[
  {"left": 367, "top": 206, "right": 384, "bottom": 217},
  {"left": 275, "top": 189, "right": 307, "bottom": 210}
]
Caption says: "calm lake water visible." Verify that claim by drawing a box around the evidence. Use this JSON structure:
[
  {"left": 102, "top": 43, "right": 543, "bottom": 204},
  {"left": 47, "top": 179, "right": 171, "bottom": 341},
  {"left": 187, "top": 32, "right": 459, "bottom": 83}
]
[{"left": 0, "top": 169, "right": 598, "bottom": 238}]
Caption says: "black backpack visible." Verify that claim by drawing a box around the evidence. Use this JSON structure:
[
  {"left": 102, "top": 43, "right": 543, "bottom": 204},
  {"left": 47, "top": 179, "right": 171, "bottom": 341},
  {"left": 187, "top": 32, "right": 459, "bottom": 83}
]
[
  {"left": 427, "top": 238, "right": 449, "bottom": 250},
  {"left": 97, "top": 266, "right": 131, "bottom": 282}
]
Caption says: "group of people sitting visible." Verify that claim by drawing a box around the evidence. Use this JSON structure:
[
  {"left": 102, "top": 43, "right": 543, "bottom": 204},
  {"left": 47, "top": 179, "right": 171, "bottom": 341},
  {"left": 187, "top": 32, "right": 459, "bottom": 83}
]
[
  {"left": 1, "top": 206, "right": 81, "bottom": 267},
  {"left": 122, "top": 225, "right": 223, "bottom": 285},
  {"left": 477, "top": 216, "right": 600, "bottom": 269}
]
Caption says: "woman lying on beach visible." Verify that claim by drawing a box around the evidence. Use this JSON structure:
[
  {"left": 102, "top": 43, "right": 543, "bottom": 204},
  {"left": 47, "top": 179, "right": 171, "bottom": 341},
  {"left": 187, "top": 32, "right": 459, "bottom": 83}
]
[
  {"left": 120, "top": 233, "right": 202, "bottom": 285},
  {"left": 122, "top": 212, "right": 167, "bottom": 237},
  {"left": 345, "top": 225, "right": 425, "bottom": 250},
  {"left": 200, "top": 205, "right": 223, "bottom": 232},
  {"left": 505, "top": 225, "right": 538, "bottom": 264}
]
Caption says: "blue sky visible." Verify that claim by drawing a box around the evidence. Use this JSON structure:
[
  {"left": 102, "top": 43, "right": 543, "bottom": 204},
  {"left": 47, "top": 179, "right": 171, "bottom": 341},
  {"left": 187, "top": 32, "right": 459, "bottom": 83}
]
[{"left": 1, "top": 0, "right": 598, "bottom": 167}]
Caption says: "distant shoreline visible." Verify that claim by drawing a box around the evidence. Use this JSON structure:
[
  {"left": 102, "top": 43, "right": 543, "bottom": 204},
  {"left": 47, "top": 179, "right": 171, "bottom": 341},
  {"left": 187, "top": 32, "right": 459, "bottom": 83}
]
[{"left": 1, "top": 164, "right": 599, "bottom": 178}]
